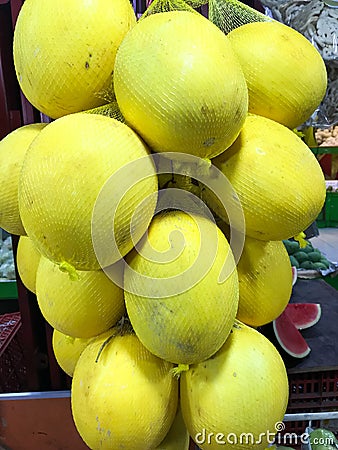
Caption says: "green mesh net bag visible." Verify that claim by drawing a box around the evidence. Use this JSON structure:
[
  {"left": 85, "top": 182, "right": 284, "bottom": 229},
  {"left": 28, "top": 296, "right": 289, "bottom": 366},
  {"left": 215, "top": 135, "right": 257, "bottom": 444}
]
[
  {"left": 208, "top": 0, "right": 271, "bottom": 35},
  {"left": 85, "top": 101, "right": 125, "bottom": 123},
  {"left": 140, "top": 0, "right": 207, "bottom": 20}
]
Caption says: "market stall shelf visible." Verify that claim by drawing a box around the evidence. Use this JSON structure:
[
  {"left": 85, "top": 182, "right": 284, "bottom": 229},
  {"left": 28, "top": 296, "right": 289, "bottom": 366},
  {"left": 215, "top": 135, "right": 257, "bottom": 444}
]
[
  {"left": 0, "top": 391, "right": 89, "bottom": 450},
  {"left": 272, "top": 279, "right": 338, "bottom": 446},
  {"left": 0, "top": 312, "right": 26, "bottom": 393}
]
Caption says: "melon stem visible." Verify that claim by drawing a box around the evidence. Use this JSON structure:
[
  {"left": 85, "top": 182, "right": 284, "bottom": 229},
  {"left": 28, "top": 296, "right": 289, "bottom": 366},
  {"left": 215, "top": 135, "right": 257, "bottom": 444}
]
[
  {"left": 95, "top": 333, "right": 116, "bottom": 364},
  {"left": 170, "top": 364, "right": 189, "bottom": 378},
  {"left": 59, "top": 261, "right": 80, "bottom": 281}
]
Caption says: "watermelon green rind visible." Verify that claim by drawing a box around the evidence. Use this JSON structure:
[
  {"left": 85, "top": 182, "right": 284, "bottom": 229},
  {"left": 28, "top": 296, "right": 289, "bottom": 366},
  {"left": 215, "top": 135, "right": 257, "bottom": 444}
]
[
  {"left": 293, "top": 251, "right": 308, "bottom": 263},
  {"left": 273, "top": 310, "right": 311, "bottom": 358},
  {"left": 283, "top": 240, "right": 299, "bottom": 255},
  {"left": 313, "top": 262, "right": 327, "bottom": 270},
  {"left": 302, "top": 244, "right": 314, "bottom": 254},
  {"left": 320, "top": 257, "right": 331, "bottom": 268},
  {"left": 289, "top": 255, "right": 299, "bottom": 268},
  {"left": 300, "top": 261, "right": 315, "bottom": 270},
  {"left": 308, "top": 251, "right": 322, "bottom": 262},
  {"left": 286, "top": 303, "right": 321, "bottom": 330}
]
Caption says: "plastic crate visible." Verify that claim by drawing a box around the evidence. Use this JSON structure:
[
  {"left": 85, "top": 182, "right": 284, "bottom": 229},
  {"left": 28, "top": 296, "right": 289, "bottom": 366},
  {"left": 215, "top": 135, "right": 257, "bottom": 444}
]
[
  {"left": 276, "top": 370, "right": 338, "bottom": 448},
  {"left": 288, "top": 370, "right": 338, "bottom": 412},
  {"left": 0, "top": 281, "right": 18, "bottom": 300},
  {"left": 316, "top": 192, "right": 338, "bottom": 228},
  {"left": 0, "top": 312, "right": 27, "bottom": 393}
]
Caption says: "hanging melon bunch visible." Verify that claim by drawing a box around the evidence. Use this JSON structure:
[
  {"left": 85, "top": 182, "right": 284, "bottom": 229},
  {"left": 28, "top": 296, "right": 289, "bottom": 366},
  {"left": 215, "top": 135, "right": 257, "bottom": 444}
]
[
  {"left": 0, "top": 123, "right": 47, "bottom": 236},
  {"left": 201, "top": 113, "right": 326, "bottom": 241},
  {"left": 52, "top": 329, "right": 92, "bottom": 377},
  {"left": 16, "top": 235, "right": 41, "bottom": 294},
  {"left": 207, "top": 0, "right": 327, "bottom": 129},
  {"left": 71, "top": 326, "right": 179, "bottom": 450},
  {"left": 113, "top": 10, "right": 248, "bottom": 159},
  {"left": 13, "top": 0, "right": 136, "bottom": 119},
  {"left": 18, "top": 113, "right": 158, "bottom": 271},
  {"left": 226, "top": 20, "right": 327, "bottom": 129},
  {"left": 181, "top": 322, "right": 289, "bottom": 450},
  {"left": 36, "top": 255, "right": 125, "bottom": 338},
  {"left": 124, "top": 210, "right": 239, "bottom": 365},
  {"left": 155, "top": 405, "right": 190, "bottom": 450},
  {"left": 7, "top": 0, "right": 331, "bottom": 448},
  {"left": 235, "top": 235, "right": 293, "bottom": 328}
]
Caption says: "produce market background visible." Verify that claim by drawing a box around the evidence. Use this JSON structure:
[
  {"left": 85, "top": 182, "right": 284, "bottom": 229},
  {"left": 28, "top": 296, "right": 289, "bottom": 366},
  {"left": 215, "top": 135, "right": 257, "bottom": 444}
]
[
  {"left": 0, "top": 0, "right": 338, "bottom": 450},
  {"left": 312, "top": 228, "right": 338, "bottom": 264}
]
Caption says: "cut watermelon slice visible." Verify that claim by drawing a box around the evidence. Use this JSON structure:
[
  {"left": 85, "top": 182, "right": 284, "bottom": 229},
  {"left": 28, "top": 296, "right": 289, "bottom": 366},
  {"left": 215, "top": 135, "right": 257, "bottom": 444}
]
[
  {"left": 273, "top": 309, "right": 311, "bottom": 358},
  {"left": 291, "top": 266, "right": 297, "bottom": 286},
  {"left": 285, "top": 303, "right": 321, "bottom": 330}
]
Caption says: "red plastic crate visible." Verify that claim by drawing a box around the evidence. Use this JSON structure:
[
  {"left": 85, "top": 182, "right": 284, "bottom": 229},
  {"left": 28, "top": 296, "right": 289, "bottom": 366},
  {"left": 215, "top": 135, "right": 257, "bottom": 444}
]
[
  {"left": 288, "top": 370, "right": 338, "bottom": 413},
  {"left": 0, "top": 312, "right": 27, "bottom": 393},
  {"left": 276, "top": 370, "right": 338, "bottom": 448}
]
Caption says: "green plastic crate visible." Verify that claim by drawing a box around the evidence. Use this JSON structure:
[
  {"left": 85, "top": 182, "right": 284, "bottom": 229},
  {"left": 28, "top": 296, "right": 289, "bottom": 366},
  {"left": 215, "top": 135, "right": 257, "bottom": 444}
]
[
  {"left": 316, "top": 191, "right": 338, "bottom": 228},
  {"left": 324, "top": 274, "right": 338, "bottom": 291},
  {"left": 0, "top": 281, "right": 18, "bottom": 300}
]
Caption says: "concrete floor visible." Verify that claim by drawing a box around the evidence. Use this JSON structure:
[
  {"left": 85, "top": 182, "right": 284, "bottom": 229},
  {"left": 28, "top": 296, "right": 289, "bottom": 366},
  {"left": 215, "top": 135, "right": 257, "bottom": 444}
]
[{"left": 311, "top": 227, "right": 338, "bottom": 263}]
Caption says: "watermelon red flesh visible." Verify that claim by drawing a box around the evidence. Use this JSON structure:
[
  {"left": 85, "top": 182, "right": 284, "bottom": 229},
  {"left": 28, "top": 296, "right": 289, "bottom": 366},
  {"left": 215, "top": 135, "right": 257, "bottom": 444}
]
[
  {"left": 285, "top": 303, "right": 321, "bottom": 330},
  {"left": 273, "top": 309, "right": 311, "bottom": 358}
]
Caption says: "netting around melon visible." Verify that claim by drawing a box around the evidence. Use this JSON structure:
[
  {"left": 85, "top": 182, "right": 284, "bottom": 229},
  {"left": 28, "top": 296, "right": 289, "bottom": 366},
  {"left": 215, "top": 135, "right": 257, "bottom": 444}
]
[
  {"left": 208, "top": 0, "right": 270, "bottom": 35},
  {"left": 140, "top": 0, "right": 198, "bottom": 20},
  {"left": 85, "top": 101, "right": 125, "bottom": 123},
  {"left": 141, "top": 0, "right": 269, "bottom": 31}
]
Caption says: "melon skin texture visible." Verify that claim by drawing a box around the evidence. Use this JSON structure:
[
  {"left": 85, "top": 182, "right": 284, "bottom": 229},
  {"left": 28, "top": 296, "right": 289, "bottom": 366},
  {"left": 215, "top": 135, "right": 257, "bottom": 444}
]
[
  {"left": 155, "top": 405, "right": 190, "bottom": 450},
  {"left": 13, "top": 0, "right": 136, "bottom": 119},
  {"left": 114, "top": 10, "right": 248, "bottom": 159},
  {"left": 71, "top": 330, "right": 178, "bottom": 450},
  {"left": 16, "top": 236, "right": 41, "bottom": 294},
  {"left": 237, "top": 237, "right": 292, "bottom": 327},
  {"left": 124, "top": 211, "right": 239, "bottom": 365},
  {"left": 0, "top": 123, "right": 46, "bottom": 236},
  {"left": 227, "top": 21, "right": 327, "bottom": 129},
  {"left": 52, "top": 329, "right": 91, "bottom": 377},
  {"left": 19, "top": 113, "right": 158, "bottom": 270},
  {"left": 273, "top": 309, "right": 311, "bottom": 358},
  {"left": 36, "top": 255, "right": 125, "bottom": 339},
  {"left": 202, "top": 114, "right": 326, "bottom": 241},
  {"left": 181, "top": 322, "right": 289, "bottom": 450}
]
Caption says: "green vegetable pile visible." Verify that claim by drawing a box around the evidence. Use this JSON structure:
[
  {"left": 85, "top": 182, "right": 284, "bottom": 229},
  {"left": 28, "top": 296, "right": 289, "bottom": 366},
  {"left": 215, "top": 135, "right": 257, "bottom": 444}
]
[
  {"left": 283, "top": 239, "right": 331, "bottom": 271},
  {"left": 309, "top": 428, "right": 338, "bottom": 450}
]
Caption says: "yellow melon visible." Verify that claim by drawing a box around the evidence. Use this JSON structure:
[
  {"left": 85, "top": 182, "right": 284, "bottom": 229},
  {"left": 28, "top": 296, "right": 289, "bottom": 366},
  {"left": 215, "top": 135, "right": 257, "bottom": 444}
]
[
  {"left": 202, "top": 114, "right": 326, "bottom": 241},
  {"left": 71, "top": 328, "right": 178, "bottom": 449},
  {"left": 16, "top": 235, "right": 41, "bottom": 293},
  {"left": 236, "top": 236, "right": 292, "bottom": 327},
  {"left": 13, "top": 0, "right": 136, "bottom": 119},
  {"left": 227, "top": 21, "right": 327, "bottom": 129},
  {"left": 124, "top": 210, "right": 239, "bottom": 365},
  {"left": 36, "top": 255, "right": 125, "bottom": 338},
  {"left": 19, "top": 113, "right": 158, "bottom": 271},
  {"left": 114, "top": 10, "right": 248, "bottom": 159},
  {"left": 155, "top": 404, "right": 190, "bottom": 450},
  {"left": 0, "top": 123, "right": 46, "bottom": 236},
  {"left": 181, "top": 322, "right": 289, "bottom": 450},
  {"left": 52, "top": 329, "right": 91, "bottom": 377}
]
